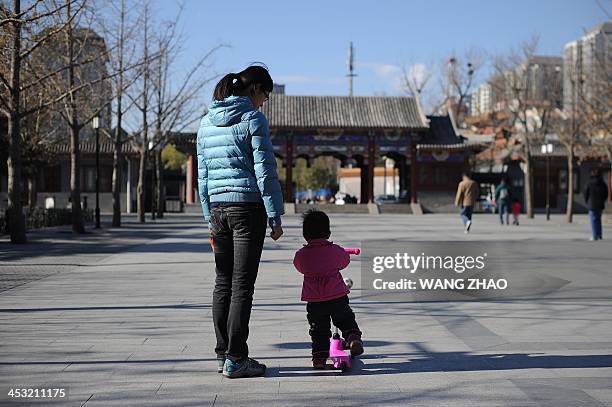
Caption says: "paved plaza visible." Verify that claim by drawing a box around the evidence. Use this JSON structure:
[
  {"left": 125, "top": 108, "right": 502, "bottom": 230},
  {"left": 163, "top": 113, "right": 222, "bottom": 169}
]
[{"left": 0, "top": 213, "right": 611, "bottom": 406}]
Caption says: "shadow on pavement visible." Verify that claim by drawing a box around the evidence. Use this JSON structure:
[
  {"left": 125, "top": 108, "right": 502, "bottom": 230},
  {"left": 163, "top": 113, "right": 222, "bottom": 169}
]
[
  {"left": 272, "top": 340, "right": 395, "bottom": 350},
  {"left": 270, "top": 351, "right": 612, "bottom": 377},
  {"left": 0, "top": 303, "right": 211, "bottom": 313}
]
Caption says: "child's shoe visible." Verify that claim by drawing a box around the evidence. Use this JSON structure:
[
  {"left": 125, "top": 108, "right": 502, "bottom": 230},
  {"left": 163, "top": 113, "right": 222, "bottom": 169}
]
[
  {"left": 312, "top": 358, "right": 327, "bottom": 369},
  {"left": 349, "top": 338, "right": 364, "bottom": 357}
]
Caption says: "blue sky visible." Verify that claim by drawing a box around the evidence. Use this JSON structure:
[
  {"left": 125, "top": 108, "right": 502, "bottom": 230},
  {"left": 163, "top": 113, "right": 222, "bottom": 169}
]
[{"left": 153, "top": 0, "right": 607, "bottom": 105}]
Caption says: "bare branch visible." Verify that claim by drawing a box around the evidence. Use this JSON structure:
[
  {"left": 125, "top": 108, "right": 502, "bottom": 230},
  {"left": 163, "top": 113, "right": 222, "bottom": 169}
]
[{"left": 19, "top": 0, "right": 87, "bottom": 60}]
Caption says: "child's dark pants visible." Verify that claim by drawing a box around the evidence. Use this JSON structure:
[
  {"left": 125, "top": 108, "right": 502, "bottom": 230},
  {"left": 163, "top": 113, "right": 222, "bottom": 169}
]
[{"left": 306, "top": 295, "right": 361, "bottom": 359}]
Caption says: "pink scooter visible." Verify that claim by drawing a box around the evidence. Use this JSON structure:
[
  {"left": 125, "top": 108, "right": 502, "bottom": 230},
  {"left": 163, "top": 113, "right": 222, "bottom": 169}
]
[{"left": 329, "top": 247, "right": 360, "bottom": 371}]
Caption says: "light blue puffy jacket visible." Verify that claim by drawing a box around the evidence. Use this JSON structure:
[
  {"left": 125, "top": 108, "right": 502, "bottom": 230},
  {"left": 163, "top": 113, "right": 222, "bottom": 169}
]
[{"left": 197, "top": 96, "right": 284, "bottom": 226}]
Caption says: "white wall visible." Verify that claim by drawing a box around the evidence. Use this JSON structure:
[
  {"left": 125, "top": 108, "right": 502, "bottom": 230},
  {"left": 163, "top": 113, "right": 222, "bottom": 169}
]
[{"left": 338, "top": 174, "right": 400, "bottom": 201}]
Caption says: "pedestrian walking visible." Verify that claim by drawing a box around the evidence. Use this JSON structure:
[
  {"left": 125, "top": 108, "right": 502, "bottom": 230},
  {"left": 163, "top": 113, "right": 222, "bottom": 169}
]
[
  {"left": 455, "top": 171, "right": 479, "bottom": 233},
  {"left": 512, "top": 199, "right": 521, "bottom": 226},
  {"left": 495, "top": 178, "right": 511, "bottom": 225},
  {"left": 584, "top": 168, "right": 608, "bottom": 241}
]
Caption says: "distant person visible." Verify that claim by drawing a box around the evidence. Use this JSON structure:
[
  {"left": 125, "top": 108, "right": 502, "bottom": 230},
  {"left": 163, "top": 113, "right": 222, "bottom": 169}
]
[
  {"left": 293, "top": 209, "right": 363, "bottom": 369},
  {"left": 455, "top": 171, "right": 479, "bottom": 233},
  {"left": 197, "top": 65, "right": 284, "bottom": 378},
  {"left": 495, "top": 178, "right": 511, "bottom": 225},
  {"left": 584, "top": 168, "right": 608, "bottom": 241},
  {"left": 511, "top": 199, "right": 521, "bottom": 226}
]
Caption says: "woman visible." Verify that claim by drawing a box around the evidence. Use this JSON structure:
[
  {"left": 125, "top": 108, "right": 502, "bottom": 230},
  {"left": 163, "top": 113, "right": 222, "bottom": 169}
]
[{"left": 197, "top": 65, "right": 284, "bottom": 378}]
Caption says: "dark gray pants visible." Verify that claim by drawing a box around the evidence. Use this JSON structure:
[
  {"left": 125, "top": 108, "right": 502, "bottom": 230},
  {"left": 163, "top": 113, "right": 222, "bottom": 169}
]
[
  {"left": 210, "top": 205, "right": 267, "bottom": 360},
  {"left": 307, "top": 295, "right": 362, "bottom": 359}
]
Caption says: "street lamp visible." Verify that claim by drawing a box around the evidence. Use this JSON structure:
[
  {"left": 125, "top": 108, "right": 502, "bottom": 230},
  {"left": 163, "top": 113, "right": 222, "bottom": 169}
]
[
  {"left": 541, "top": 143, "right": 553, "bottom": 221},
  {"left": 92, "top": 116, "right": 101, "bottom": 229}
]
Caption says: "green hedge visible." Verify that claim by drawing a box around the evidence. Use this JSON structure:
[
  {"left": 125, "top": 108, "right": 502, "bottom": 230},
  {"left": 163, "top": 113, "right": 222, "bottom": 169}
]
[{"left": 0, "top": 208, "right": 93, "bottom": 234}]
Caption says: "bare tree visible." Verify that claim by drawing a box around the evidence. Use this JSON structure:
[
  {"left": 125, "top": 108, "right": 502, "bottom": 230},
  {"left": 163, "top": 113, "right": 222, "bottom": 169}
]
[
  {"left": 148, "top": 14, "right": 223, "bottom": 219},
  {"left": 436, "top": 49, "right": 483, "bottom": 125},
  {"left": 126, "top": 0, "right": 151, "bottom": 223},
  {"left": 548, "top": 108, "right": 582, "bottom": 223},
  {"left": 575, "top": 26, "right": 612, "bottom": 188},
  {"left": 548, "top": 46, "right": 597, "bottom": 223},
  {"left": 1, "top": 0, "right": 27, "bottom": 243},
  {"left": 401, "top": 62, "right": 432, "bottom": 98},
  {"left": 95, "top": 0, "right": 146, "bottom": 226},
  {"left": 19, "top": 86, "right": 62, "bottom": 208},
  {"left": 491, "top": 37, "right": 561, "bottom": 218},
  {"left": 125, "top": 3, "right": 223, "bottom": 221},
  {"left": 42, "top": 0, "right": 115, "bottom": 233},
  {"left": 1, "top": 0, "right": 84, "bottom": 243}
]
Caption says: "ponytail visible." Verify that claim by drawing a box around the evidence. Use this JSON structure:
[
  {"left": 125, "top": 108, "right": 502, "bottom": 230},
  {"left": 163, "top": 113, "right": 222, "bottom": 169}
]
[
  {"left": 212, "top": 65, "right": 273, "bottom": 101},
  {"left": 213, "top": 73, "right": 241, "bottom": 101}
]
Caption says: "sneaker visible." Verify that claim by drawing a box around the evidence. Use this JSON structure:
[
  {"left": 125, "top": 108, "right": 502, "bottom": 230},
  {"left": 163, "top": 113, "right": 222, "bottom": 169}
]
[
  {"left": 465, "top": 220, "right": 472, "bottom": 233},
  {"left": 312, "top": 358, "right": 327, "bottom": 369},
  {"left": 217, "top": 356, "right": 226, "bottom": 373},
  {"left": 349, "top": 339, "right": 364, "bottom": 357},
  {"left": 223, "top": 357, "right": 266, "bottom": 378}
]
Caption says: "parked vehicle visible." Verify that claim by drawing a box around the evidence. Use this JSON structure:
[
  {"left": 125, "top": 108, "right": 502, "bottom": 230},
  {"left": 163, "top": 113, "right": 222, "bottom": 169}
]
[{"left": 374, "top": 194, "right": 398, "bottom": 205}]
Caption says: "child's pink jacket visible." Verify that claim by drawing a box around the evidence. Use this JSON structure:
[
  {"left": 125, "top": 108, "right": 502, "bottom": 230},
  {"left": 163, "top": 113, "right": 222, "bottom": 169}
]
[{"left": 293, "top": 239, "right": 350, "bottom": 302}]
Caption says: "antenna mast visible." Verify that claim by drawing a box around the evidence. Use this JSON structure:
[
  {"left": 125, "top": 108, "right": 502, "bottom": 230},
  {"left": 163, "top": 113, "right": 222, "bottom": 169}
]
[{"left": 347, "top": 42, "right": 357, "bottom": 96}]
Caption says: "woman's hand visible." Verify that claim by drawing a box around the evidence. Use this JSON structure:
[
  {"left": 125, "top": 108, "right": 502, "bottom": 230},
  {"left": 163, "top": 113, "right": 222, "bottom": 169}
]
[{"left": 270, "top": 226, "right": 283, "bottom": 241}]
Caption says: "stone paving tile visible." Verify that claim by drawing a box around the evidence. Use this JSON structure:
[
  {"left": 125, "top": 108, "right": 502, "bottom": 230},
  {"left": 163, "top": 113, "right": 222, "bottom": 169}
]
[{"left": 0, "top": 214, "right": 610, "bottom": 406}]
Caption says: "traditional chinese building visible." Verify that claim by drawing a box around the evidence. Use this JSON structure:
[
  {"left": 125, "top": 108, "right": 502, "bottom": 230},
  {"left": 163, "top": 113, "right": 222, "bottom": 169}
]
[{"left": 177, "top": 95, "right": 482, "bottom": 213}]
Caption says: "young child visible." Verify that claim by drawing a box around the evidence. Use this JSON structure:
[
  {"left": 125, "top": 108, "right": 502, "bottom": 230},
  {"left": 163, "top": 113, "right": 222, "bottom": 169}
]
[
  {"left": 293, "top": 209, "right": 363, "bottom": 369},
  {"left": 512, "top": 199, "right": 521, "bottom": 226}
]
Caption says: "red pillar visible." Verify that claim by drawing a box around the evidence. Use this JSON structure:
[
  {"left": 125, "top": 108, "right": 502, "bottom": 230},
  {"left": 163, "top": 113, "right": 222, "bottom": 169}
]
[
  {"left": 186, "top": 154, "right": 196, "bottom": 204},
  {"left": 368, "top": 133, "right": 375, "bottom": 203},
  {"left": 359, "top": 161, "right": 369, "bottom": 204},
  {"left": 285, "top": 134, "right": 293, "bottom": 203},
  {"left": 410, "top": 138, "right": 418, "bottom": 204}
]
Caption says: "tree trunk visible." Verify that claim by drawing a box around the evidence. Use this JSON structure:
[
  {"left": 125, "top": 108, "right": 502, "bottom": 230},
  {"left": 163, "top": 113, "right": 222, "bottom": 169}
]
[
  {"left": 70, "top": 123, "right": 84, "bottom": 233},
  {"left": 137, "top": 149, "right": 146, "bottom": 223},
  {"left": 137, "top": 10, "right": 149, "bottom": 223},
  {"left": 27, "top": 173, "right": 37, "bottom": 208},
  {"left": 111, "top": 0, "right": 126, "bottom": 228},
  {"left": 65, "top": 0, "right": 84, "bottom": 234},
  {"left": 7, "top": 117, "right": 27, "bottom": 243},
  {"left": 566, "top": 145, "right": 574, "bottom": 223},
  {"left": 156, "top": 148, "right": 164, "bottom": 219},
  {"left": 7, "top": 0, "right": 27, "bottom": 243},
  {"left": 151, "top": 149, "right": 156, "bottom": 220},
  {"left": 111, "top": 135, "right": 122, "bottom": 227},
  {"left": 524, "top": 149, "right": 534, "bottom": 219}
]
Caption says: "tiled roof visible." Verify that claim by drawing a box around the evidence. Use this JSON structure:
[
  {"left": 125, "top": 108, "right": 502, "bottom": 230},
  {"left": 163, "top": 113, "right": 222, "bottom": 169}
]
[
  {"left": 425, "top": 115, "right": 462, "bottom": 145},
  {"left": 417, "top": 143, "right": 483, "bottom": 150},
  {"left": 260, "top": 95, "right": 428, "bottom": 130},
  {"left": 417, "top": 115, "right": 487, "bottom": 151}
]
